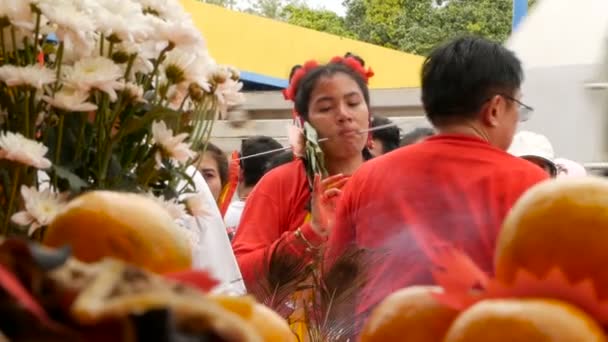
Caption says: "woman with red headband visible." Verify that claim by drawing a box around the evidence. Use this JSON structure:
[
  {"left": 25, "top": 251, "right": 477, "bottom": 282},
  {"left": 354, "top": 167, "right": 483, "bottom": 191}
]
[{"left": 231, "top": 55, "right": 374, "bottom": 290}]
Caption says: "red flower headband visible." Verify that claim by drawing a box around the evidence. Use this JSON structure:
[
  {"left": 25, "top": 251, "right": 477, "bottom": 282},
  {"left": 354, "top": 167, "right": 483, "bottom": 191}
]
[{"left": 282, "top": 56, "right": 375, "bottom": 101}]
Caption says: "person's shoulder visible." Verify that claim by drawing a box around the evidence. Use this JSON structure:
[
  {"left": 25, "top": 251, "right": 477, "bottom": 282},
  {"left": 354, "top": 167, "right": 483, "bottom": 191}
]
[
  {"left": 502, "top": 154, "right": 549, "bottom": 176},
  {"left": 496, "top": 155, "right": 550, "bottom": 187},
  {"left": 251, "top": 159, "right": 306, "bottom": 196},
  {"left": 261, "top": 158, "right": 305, "bottom": 179}
]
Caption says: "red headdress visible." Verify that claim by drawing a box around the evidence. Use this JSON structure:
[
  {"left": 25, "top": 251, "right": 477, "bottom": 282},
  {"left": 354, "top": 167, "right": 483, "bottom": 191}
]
[
  {"left": 282, "top": 57, "right": 374, "bottom": 103},
  {"left": 282, "top": 56, "right": 375, "bottom": 133}
]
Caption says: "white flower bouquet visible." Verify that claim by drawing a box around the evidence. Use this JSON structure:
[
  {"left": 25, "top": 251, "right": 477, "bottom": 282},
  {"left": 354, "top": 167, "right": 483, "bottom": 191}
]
[{"left": 0, "top": 0, "right": 244, "bottom": 238}]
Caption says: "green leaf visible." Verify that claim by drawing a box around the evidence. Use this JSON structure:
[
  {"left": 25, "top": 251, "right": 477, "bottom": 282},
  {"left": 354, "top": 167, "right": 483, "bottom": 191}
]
[
  {"left": 119, "top": 105, "right": 180, "bottom": 138},
  {"left": 52, "top": 165, "right": 88, "bottom": 192}
]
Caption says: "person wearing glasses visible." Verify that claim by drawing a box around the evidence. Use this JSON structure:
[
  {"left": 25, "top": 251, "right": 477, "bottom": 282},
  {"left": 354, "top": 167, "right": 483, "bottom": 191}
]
[{"left": 323, "top": 36, "right": 549, "bottom": 330}]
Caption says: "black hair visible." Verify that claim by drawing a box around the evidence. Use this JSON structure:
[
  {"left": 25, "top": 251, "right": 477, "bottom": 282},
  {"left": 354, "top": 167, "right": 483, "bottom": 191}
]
[
  {"left": 202, "top": 143, "right": 228, "bottom": 188},
  {"left": 344, "top": 52, "right": 365, "bottom": 66},
  {"left": 264, "top": 150, "right": 295, "bottom": 173},
  {"left": 421, "top": 36, "right": 523, "bottom": 126},
  {"left": 288, "top": 64, "right": 302, "bottom": 81},
  {"left": 371, "top": 115, "right": 400, "bottom": 153},
  {"left": 400, "top": 127, "right": 435, "bottom": 146},
  {"left": 293, "top": 62, "right": 370, "bottom": 121},
  {"left": 240, "top": 136, "right": 283, "bottom": 187}
]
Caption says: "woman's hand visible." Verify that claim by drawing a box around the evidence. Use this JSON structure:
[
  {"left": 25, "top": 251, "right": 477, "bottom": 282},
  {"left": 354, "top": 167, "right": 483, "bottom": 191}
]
[{"left": 310, "top": 173, "right": 349, "bottom": 237}]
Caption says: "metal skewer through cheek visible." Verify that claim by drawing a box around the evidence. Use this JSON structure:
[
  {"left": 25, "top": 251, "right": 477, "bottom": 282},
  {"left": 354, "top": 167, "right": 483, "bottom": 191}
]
[{"left": 235, "top": 122, "right": 397, "bottom": 162}]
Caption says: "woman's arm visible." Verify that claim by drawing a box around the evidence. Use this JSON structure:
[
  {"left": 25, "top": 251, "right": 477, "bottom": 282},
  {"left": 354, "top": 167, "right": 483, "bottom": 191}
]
[{"left": 232, "top": 188, "right": 324, "bottom": 290}]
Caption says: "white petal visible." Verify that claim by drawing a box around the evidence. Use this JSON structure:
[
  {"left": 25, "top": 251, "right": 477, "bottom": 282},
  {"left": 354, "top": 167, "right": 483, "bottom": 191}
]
[
  {"left": 28, "top": 222, "right": 42, "bottom": 236},
  {"left": 11, "top": 211, "right": 34, "bottom": 226}
]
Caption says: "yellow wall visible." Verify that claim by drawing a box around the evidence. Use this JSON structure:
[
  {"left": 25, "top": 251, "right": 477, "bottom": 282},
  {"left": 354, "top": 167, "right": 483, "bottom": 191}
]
[{"left": 179, "top": 0, "right": 424, "bottom": 88}]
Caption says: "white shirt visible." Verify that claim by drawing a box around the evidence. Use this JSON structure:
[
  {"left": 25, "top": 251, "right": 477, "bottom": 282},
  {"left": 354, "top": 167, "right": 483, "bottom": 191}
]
[
  {"left": 224, "top": 199, "right": 245, "bottom": 235},
  {"left": 182, "top": 166, "right": 246, "bottom": 295}
]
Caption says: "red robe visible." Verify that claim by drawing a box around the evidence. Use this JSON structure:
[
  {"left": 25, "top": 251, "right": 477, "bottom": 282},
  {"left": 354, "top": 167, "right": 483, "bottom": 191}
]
[
  {"left": 232, "top": 160, "right": 323, "bottom": 289},
  {"left": 326, "top": 134, "right": 549, "bottom": 315}
]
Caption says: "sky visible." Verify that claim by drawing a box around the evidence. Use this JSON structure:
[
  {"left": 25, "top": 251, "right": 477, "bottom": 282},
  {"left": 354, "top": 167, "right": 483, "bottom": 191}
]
[
  {"left": 306, "top": 0, "right": 346, "bottom": 16},
  {"left": 234, "top": 0, "right": 347, "bottom": 17}
]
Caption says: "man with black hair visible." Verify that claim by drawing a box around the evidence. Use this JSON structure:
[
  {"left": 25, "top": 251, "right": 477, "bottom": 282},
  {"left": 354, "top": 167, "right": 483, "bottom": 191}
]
[
  {"left": 369, "top": 115, "right": 400, "bottom": 156},
  {"left": 224, "top": 136, "right": 283, "bottom": 238},
  {"left": 326, "top": 37, "right": 549, "bottom": 321}
]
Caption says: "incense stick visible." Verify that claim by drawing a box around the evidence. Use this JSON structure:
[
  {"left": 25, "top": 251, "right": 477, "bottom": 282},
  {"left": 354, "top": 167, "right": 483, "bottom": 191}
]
[{"left": 236, "top": 122, "right": 397, "bottom": 162}]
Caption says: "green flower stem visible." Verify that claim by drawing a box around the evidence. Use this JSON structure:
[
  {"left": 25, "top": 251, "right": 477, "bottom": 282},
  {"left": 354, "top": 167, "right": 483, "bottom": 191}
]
[
  {"left": 138, "top": 157, "right": 158, "bottom": 190},
  {"left": 32, "top": 12, "right": 41, "bottom": 63},
  {"left": 3, "top": 166, "right": 21, "bottom": 234},
  {"left": 99, "top": 34, "right": 104, "bottom": 56},
  {"left": 144, "top": 43, "right": 173, "bottom": 90},
  {"left": 97, "top": 94, "right": 110, "bottom": 188},
  {"left": 52, "top": 42, "right": 64, "bottom": 96},
  {"left": 73, "top": 113, "right": 87, "bottom": 162},
  {"left": 54, "top": 114, "right": 65, "bottom": 165},
  {"left": 123, "top": 53, "right": 136, "bottom": 82},
  {"left": 0, "top": 27, "right": 6, "bottom": 62},
  {"left": 51, "top": 114, "right": 65, "bottom": 190},
  {"left": 23, "top": 89, "right": 30, "bottom": 139},
  {"left": 107, "top": 42, "right": 114, "bottom": 58},
  {"left": 29, "top": 88, "right": 37, "bottom": 137},
  {"left": 177, "top": 93, "right": 191, "bottom": 113},
  {"left": 99, "top": 141, "right": 113, "bottom": 189},
  {"left": 23, "top": 37, "right": 32, "bottom": 65},
  {"left": 10, "top": 26, "right": 19, "bottom": 66}
]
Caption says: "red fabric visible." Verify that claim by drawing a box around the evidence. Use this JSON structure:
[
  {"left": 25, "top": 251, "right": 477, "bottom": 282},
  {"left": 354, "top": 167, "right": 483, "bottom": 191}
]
[
  {"left": 325, "top": 134, "right": 549, "bottom": 315},
  {"left": 232, "top": 159, "right": 325, "bottom": 289}
]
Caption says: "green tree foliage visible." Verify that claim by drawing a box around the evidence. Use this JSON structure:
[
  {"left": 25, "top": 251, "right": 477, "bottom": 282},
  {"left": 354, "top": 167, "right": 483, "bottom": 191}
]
[
  {"left": 344, "top": 0, "right": 538, "bottom": 55},
  {"left": 200, "top": 0, "right": 238, "bottom": 9},
  {"left": 283, "top": 5, "right": 355, "bottom": 38},
  {"left": 202, "top": 0, "right": 538, "bottom": 55}
]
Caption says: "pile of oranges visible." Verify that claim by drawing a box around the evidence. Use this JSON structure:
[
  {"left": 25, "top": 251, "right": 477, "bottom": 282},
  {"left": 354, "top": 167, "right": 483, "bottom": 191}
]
[
  {"left": 361, "top": 177, "right": 608, "bottom": 341},
  {"left": 44, "top": 190, "right": 297, "bottom": 341}
]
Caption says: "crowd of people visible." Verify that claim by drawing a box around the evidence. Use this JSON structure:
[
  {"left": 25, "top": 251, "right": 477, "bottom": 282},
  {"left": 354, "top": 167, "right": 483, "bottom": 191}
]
[{"left": 193, "top": 36, "right": 588, "bottom": 335}]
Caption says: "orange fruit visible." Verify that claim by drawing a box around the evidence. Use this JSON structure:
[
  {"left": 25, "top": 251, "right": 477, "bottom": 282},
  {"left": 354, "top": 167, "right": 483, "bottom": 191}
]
[
  {"left": 211, "top": 295, "right": 256, "bottom": 319},
  {"left": 44, "top": 191, "right": 192, "bottom": 273},
  {"left": 212, "top": 296, "right": 296, "bottom": 342},
  {"left": 495, "top": 177, "right": 608, "bottom": 299},
  {"left": 360, "top": 286, "right": 458, "bottom": 342},
  {"left": 249, "top": 303, "right": 297, "bottom": 342},
  {"left": 444, "top": 298, "right": 606, "bottom": 341}
]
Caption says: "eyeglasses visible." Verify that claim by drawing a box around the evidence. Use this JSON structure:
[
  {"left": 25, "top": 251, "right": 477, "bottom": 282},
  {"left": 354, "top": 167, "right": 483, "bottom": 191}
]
[{"left": 498, "top": 94, "right": 534, "bottom": 122}]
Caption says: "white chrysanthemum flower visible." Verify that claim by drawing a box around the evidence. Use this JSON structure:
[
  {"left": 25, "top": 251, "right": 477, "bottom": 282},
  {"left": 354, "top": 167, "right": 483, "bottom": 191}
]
[
  {"left": 163, "top": 84, "right": 189, "bottom": 110},
  {"left": 139, "top": 0, "right": 188, "bottom": 21},
  {"left": 118, "top": 82, "right": 145, "bottom": 103},
  {"left": 147, "top": 16, "right": 203, "bottom": 49},
  {"left": 57, "top": 37, "right": 98, "bottom": 66},
  {"left": 63, "top": 56, "right": 123, "bottom": 102},
  {"left": 151, "top": 120, "right": 194, "bottom": 168},
  {"left": 34, "top": 0, "right": 95, "bottom": 49},
  {"left": 214, "top": 78, "right": 245, "bottom": 119},
  {"left": 0, "top": 131, "right": 52, "bottom": 169},
  {"left": 146, "top": 192, "right": 187, "bottom": 220},
  {"left": 88, "top": 0, "right": 151, "bottom": 43},
  {"left": 42, "top": 87, "right": 97, "bottom": 112},
  {"left": 115, "top": 41, "right": 155, "bottom": 78},
  {"left": 0, "top": 65, "right": 56, "bottom": 89},
  {"left": 11, "top": 186, "right": 68, "bottom": 236},
  {"left": 160, "top": 48, "right": 205, "bottom": 86},
  {"left": 0, "top": 1, "right": 35, "bottom": 30}
]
